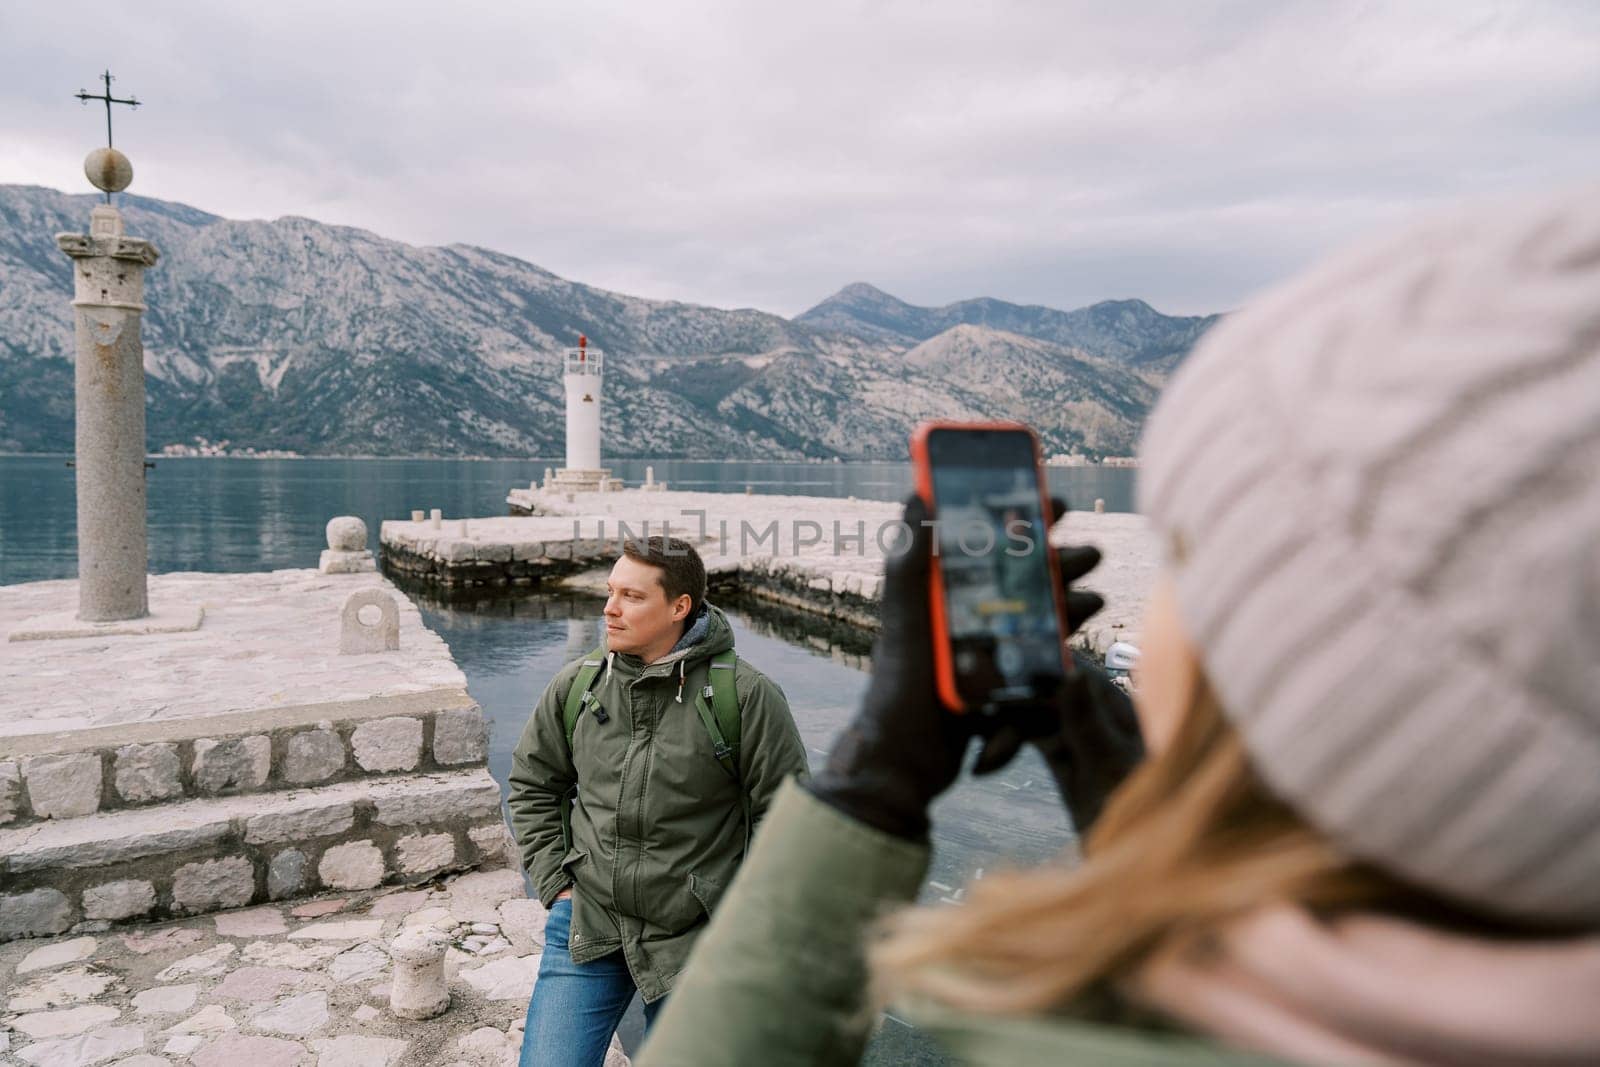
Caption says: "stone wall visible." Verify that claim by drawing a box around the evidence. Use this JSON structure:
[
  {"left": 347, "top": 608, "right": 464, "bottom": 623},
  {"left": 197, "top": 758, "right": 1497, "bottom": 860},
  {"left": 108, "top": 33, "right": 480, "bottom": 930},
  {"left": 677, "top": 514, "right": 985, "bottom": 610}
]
[
  {"left": 380, "top": 536, "right": 608, "bottom": 590},
  {"left": 0, "top": 686, "right": 514, "bottom": 943},
  {"left": 0, "top": 690, "right": 486, "bottom": 831},
  {"left": 708, "top": 559, "right": 883, "bottom": 633},
  {"left": 0, "top": 769, "right": 513, "bottom": 940}
]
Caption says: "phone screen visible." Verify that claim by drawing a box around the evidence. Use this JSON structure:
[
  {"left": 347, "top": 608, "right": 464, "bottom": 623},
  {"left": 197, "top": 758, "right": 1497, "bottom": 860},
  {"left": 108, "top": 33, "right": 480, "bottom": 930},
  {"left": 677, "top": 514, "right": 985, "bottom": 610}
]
[{"left": 927, "top": 428, "right": 1066, "bottom": 707}]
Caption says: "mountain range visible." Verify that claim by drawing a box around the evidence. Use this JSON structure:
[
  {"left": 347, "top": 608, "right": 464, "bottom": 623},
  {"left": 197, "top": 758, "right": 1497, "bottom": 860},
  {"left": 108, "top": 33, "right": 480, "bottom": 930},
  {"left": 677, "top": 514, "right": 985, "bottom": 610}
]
[
  {"left": 796, "top": 282, "right": 1214, "bottom": 376},
  {"left": 0, "top": 184, "right": 1219, "bottom": 460}
]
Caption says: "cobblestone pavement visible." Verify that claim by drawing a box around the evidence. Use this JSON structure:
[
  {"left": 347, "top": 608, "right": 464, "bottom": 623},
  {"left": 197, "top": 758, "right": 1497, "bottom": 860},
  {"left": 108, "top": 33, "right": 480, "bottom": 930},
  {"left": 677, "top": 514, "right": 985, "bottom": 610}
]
[{"left": 0, "top": 869, "right": 627, "bottom": 1067}]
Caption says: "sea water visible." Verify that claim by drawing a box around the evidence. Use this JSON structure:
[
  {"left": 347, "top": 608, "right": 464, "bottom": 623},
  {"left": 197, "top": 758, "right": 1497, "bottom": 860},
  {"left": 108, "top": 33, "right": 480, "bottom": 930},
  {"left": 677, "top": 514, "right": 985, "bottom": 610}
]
[{"left": 1, "top": 454, "right": 1126, "bottom": 1063}]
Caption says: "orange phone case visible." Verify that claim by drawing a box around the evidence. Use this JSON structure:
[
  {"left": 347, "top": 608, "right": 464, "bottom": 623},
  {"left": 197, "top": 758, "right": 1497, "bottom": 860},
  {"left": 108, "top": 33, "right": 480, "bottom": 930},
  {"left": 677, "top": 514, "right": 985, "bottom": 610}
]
[{"left": 909, "top": 420, "right": 1070, "bottom": 713}]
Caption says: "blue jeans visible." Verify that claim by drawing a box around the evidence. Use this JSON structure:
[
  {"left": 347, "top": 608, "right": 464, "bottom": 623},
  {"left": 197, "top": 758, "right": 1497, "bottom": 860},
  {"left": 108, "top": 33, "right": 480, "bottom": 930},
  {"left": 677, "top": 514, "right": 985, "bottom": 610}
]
[{"left": 519, "top": 898, "right": 664, "bottom": 1067}]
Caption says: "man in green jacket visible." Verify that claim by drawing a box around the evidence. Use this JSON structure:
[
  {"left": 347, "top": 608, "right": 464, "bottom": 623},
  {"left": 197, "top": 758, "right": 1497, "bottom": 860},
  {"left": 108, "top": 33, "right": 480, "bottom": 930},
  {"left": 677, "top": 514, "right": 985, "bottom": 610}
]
[
  {"left": 507, "top": 535, "right": 808, "bottom": 1067},
  {"left": 637, "top": 499, "right": 1174, "bottom": 1067}
]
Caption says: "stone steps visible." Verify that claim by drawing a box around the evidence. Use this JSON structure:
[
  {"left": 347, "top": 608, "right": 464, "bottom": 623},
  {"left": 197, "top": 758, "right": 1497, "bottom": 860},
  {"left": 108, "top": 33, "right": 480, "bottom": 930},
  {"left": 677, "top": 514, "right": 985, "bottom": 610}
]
[
  {"left": 1, "top": 688, "right": 487, "bottom": 832},
  {"left": 0, "top": 768, "right": 514, "bottom": 942}
]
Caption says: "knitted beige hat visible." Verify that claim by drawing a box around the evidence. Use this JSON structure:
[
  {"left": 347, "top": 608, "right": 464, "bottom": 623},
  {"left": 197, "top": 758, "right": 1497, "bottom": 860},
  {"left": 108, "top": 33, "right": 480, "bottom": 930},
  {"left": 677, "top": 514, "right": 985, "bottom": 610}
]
[{"left": 1137, "top": 184, "right": 1600, "bottom": 926}]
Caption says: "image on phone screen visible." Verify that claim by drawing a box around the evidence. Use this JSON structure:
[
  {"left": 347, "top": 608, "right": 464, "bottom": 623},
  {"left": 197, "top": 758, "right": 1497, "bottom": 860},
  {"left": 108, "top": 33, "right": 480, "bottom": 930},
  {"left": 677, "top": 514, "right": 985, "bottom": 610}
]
[{"left": 928, "top": 429, "right": 1066, "bottom": 706}]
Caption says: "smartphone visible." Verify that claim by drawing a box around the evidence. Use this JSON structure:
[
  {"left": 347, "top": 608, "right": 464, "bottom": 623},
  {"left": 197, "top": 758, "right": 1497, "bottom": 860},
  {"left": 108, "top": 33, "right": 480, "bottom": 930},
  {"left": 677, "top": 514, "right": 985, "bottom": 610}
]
[{"left": 910, "top": 421, "right": 1069, "bottom": 712}]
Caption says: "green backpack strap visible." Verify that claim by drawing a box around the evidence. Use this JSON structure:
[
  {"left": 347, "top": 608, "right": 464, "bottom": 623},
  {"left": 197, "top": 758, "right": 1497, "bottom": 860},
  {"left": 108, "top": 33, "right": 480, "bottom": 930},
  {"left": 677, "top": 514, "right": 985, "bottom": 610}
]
[
  {"left": 558, "top": 646, "right": 607, "bottom": 852},
  {"left": 563, "top": 647, "right": 608, "bottom": 748},
  {"left": 693, "top": 649, "right": 752, "bottom": 852},
  {"left": 692, "top": 650, "right": 741, "bottom": 778}
]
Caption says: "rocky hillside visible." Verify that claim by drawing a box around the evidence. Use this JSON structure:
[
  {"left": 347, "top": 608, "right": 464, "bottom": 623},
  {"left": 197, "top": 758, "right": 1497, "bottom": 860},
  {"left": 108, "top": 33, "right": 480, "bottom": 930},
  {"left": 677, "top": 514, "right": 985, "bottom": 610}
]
[
  {"left": 797, "top": 281, "right": 1218, "bottom": 375},
  {"left": 0, "top": 185, "right": 1211, "bottom": 459}
]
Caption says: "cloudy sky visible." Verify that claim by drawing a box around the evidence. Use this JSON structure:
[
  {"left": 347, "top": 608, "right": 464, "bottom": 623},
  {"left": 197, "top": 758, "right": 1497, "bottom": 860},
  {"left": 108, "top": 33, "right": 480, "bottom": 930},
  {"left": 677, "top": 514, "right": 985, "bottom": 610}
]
[{"left": 3, "top": 1, "right": 1597, "bottom": 317}]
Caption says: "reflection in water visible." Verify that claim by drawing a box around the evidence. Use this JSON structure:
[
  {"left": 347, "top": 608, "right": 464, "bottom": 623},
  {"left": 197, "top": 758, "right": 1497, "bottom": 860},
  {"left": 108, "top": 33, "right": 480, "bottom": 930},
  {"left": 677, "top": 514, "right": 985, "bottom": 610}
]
[
  {"left": 717, "top": 592, "right": 876, "bottom": 663},
  {"left": 565, "top": 616, "right": 599, "bottom": 660}
]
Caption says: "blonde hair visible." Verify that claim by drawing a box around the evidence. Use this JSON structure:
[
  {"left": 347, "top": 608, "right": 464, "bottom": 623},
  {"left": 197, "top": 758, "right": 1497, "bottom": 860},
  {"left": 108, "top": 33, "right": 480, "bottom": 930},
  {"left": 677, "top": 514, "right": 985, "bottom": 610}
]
[{"left": 871, "top": 682, "right": 1408, "bottom": 1016}]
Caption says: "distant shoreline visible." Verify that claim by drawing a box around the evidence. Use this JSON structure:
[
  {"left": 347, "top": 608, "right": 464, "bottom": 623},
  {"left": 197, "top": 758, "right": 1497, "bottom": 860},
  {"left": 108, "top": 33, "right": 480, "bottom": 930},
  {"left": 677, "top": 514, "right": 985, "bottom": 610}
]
[{"left": 0, "top": 452, "right": 924, "bottom": 464}]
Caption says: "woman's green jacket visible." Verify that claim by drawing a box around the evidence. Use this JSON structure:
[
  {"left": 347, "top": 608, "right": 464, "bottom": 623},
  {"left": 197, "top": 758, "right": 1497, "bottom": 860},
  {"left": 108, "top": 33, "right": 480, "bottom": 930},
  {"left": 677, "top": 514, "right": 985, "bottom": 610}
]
[{"left": 637, "top": 781, "right": 1289, "bottom": 1066}]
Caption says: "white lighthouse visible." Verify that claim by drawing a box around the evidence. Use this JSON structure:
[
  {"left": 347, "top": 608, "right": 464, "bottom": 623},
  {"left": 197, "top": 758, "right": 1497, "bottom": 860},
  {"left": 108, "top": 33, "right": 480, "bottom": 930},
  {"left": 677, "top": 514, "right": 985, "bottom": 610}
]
[
  {"left": 565, "top": 334, "right": 602, "bottom": 470},
  {"left": 545, "top": 334, "right": 621, "bottom": 494}
]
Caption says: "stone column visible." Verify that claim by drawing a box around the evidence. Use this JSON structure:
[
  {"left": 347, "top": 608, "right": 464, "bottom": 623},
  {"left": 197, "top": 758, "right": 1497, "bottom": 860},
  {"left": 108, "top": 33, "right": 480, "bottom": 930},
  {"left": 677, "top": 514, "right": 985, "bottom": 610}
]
[{"left": 57, "top": 205, "right": 159, "bottom": 622}]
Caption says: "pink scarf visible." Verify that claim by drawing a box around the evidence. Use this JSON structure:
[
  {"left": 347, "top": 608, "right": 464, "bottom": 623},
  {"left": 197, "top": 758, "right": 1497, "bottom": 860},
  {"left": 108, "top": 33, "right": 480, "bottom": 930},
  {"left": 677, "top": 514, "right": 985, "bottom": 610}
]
[{"left": 1129, "top": 906, "right": 1600, "bottom": 1065}]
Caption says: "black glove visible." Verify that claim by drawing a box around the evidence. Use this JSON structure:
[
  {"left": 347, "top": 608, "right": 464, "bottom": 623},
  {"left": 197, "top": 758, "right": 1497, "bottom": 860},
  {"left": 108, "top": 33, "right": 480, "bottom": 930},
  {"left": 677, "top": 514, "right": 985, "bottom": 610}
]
[
  {"left": 967, "top": 523, "right": 1144, "bottom": 833},
  {"left": 807, "top": 495, "right": 1140, "bottom": 840},
  {"left": 806, "top": 494, "right": 968, "bottom": 840},
  {"left": 971, "top": 648, "right": 1145, "bottom": 833}
]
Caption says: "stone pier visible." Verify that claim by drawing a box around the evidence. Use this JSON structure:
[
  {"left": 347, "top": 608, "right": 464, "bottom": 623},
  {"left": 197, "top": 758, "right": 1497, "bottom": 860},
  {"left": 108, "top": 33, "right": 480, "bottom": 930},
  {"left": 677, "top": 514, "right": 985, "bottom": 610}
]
[
  {"left": 379, "top": 488, "right": 1160, "bottom": 653},
  {"left": 0, "top": 570, "right": 511, "bottom": 944}
]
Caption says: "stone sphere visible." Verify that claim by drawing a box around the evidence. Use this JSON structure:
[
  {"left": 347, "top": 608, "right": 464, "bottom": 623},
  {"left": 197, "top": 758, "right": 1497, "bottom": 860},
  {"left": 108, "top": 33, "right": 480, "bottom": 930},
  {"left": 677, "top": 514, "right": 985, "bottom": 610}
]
[
  {"left": 84, "top": 148, "right": 133, "bottom": 193},
  {"left": 326, "top": 516, "right": 368, "bottom": 552}
]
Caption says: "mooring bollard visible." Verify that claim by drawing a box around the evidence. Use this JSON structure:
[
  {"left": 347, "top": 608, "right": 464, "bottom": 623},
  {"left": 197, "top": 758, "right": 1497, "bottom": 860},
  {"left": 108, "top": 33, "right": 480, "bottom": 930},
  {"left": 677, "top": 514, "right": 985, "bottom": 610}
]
[
  {"left": 1094, "top": 498, "right": 1106, "bottom": 514},
  {"left": 389, "top": 927, "right": 450, "bottom": 1019},
  {"left": 411, "top": 509, "right": 424, "bottom": 522},
  {"left": 429, "top": 508, "right": 442, "bottom": 530},
  {"left": 340, "top": 589, "right": 399, "bottom": 654}
]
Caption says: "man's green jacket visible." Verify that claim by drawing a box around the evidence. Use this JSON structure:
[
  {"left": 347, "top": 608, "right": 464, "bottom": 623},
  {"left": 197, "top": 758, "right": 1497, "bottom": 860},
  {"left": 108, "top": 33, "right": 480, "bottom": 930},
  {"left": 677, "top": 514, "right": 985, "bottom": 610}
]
[{"left": 506, "top": 603, "right": 809, "bottom": 1004}]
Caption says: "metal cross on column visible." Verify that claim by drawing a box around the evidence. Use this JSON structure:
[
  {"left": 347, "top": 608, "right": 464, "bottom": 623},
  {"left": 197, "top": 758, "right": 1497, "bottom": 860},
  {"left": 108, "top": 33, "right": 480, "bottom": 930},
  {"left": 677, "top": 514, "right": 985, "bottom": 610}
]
[{"left": 75, "top": 70, "right": 140, "bottom": 148}]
